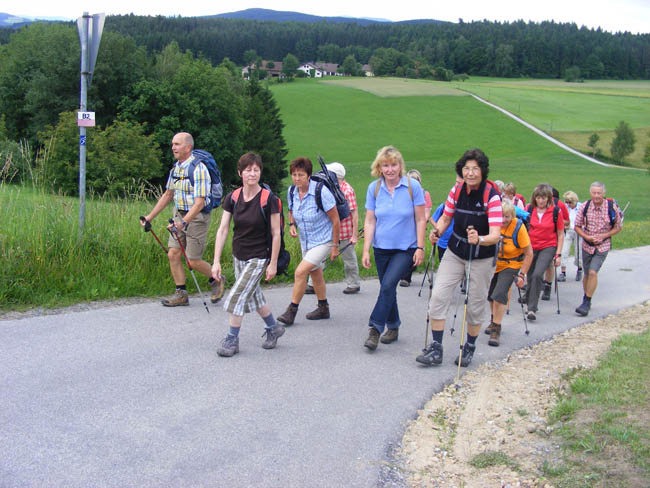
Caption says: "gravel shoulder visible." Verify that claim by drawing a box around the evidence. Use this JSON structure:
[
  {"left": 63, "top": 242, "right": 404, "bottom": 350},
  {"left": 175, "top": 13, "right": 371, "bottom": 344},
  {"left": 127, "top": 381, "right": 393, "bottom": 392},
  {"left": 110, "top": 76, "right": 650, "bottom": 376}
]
[{"left": 399, "top": 302, "right": 650, "bottom": 487}]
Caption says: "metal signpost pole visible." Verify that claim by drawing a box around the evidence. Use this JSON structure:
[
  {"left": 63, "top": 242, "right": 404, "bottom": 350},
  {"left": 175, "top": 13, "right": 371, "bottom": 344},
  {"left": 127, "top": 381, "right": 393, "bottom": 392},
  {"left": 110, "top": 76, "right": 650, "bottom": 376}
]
[{"left": 78, "top": 12, "right": 89, "bottom": 241}]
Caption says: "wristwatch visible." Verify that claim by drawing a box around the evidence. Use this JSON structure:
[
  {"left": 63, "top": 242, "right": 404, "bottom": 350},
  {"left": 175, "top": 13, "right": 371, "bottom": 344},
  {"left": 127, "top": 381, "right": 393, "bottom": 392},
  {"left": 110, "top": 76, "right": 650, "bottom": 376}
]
[
  {"left": 416, "top": 246, "right": 424, "bottom": 251},
  {"left": 181, "top": 219, "right": 188, "bottom": 229},
  {"left": 479, "top": 236, "right": 485, "bottom": 245}
]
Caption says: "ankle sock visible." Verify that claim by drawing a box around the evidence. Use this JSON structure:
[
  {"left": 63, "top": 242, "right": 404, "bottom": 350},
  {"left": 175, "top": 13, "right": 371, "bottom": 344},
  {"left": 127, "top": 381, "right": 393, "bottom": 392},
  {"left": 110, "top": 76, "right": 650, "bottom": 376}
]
[
  {"left": 262, "top": 314, "right": 277, "bottom": 329},
  {"left": 466, "top": 333, "right": 478, "bottom": 345},
  {"left": 229, "top": 326, "right": 240, "bottom": 337},
  {"left": 290, "top": 302, "right": 299, "bottom": 309},
  {"left": 431, "top": 330, "right": 444, "bottom": 343},
  {"left": 584, "top": 295, "right": 592, "bottom": 303},
  {"left": 176, "top": 284, "right": 186, "bottom": 291},
  {"left": 318, "top": 299, "right": 328, "bottom": 305}
]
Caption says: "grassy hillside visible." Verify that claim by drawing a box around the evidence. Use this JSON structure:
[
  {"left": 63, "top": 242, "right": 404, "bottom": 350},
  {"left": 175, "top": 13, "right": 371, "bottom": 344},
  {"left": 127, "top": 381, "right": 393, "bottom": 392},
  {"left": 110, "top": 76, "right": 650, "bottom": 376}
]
[
  {"left": 448, "top": 77, "right": 650, "bottom": 167},
  {"left": 271, "top": 78, "right": 649, "bottom": 228}
]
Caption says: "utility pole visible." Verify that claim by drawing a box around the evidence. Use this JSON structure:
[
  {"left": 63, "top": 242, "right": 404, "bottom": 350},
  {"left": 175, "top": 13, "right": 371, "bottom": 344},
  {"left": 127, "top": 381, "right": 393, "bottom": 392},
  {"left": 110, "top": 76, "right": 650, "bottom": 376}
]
[{"left": 77, "top": 12, "right": 104, "bottom": 241}]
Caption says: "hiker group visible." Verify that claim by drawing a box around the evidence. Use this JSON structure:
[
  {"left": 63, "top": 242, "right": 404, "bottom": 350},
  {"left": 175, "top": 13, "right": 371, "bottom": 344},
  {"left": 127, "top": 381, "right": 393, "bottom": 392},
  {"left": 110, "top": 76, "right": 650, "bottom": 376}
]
[{"left": 141, "top": 132, "right": 623, "bottom": 365}]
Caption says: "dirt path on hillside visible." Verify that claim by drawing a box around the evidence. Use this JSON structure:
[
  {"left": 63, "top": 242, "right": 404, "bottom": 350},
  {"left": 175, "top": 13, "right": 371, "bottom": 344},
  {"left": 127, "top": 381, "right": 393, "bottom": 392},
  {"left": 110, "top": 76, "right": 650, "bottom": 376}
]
[{"left": 399, "top": 302, "right": 650, "bottom": 487}]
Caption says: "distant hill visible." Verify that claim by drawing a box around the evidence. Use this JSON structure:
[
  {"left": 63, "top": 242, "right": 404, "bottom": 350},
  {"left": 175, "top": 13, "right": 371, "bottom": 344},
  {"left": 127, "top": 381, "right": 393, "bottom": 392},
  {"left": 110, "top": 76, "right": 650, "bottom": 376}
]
[
  {"left": 209, "top": 8, "right": 442, "bottom": 25},
  {"left": 0, "top": 12, "right": 68, "bottom": 29}
]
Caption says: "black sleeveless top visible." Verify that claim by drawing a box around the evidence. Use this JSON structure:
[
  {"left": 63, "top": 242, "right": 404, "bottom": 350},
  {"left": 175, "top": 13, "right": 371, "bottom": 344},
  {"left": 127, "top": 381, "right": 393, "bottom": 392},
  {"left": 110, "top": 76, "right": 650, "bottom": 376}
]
[{"left": 448, "top": 181, "right": 500, "bottom": 260}]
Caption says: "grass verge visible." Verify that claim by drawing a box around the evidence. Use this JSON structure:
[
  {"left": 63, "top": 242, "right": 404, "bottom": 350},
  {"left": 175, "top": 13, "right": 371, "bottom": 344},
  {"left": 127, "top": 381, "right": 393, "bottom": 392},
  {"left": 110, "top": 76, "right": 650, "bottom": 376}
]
[{"left": 545, "top": 328, "right": 650, "bottom": 487}]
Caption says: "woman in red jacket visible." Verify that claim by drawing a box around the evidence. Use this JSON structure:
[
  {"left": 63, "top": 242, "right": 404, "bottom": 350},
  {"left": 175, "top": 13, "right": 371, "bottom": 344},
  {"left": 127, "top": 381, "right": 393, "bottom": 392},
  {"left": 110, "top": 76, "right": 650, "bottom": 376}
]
[{"left": 525, "top": 183, "right": 564, "bottom": 321}]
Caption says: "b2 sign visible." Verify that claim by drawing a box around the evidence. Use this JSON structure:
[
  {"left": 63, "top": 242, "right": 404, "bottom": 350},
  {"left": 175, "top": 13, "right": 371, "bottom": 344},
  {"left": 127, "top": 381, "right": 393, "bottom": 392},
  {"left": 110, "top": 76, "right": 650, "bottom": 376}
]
[{"left": 77, "top": 111, "right": 96, "bottom": 127}]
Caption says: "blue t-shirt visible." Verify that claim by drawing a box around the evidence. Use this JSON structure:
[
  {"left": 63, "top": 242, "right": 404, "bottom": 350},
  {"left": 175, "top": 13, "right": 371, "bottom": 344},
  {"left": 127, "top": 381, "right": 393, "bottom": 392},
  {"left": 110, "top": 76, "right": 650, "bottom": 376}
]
[
  {"left": 365, "top": 176, "right": 425, "bottom": 250},
  {"left": 288, "top": 179, "right": 336, "bottom": 251},
  {"left": 432, "top": 203, "right": 454, "bottom": 249}
]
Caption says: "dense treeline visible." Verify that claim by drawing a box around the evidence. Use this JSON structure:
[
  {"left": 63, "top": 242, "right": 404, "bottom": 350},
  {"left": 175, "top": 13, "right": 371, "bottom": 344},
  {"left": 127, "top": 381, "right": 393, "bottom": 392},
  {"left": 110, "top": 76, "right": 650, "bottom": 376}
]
[
  {"left": 0, "top": 24, "right": 287, "bottom": 196},
  {"left": 100, "top": 15, "right": 650, "bottom": 79}
]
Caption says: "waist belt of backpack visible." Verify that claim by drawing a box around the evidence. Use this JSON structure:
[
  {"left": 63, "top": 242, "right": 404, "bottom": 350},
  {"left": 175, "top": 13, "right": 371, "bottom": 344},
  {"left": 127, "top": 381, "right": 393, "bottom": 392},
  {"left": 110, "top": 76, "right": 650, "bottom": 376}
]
[
  {"left": 498, "top": 254, "right": 525, "bottom": 263},
  {"left": 455, "top": 208, "right": 486, "bottom": 217},
  {"left": 453, "top": 230, "right": 480, "bottom": 258}
]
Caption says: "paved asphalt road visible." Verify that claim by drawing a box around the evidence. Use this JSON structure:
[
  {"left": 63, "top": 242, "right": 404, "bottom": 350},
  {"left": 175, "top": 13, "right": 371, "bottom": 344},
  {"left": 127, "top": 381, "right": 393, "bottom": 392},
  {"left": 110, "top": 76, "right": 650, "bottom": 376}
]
[{"left": 2, "top": 246, "right": 649, "bottom": 487}]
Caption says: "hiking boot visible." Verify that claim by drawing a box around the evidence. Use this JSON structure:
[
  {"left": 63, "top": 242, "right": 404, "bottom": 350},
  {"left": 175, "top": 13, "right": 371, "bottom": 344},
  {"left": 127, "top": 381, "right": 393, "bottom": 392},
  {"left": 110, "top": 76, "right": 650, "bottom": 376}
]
[
  {"left": 364, "top": 327, "right": 380, "bottom": 350},
  {"left": 304, "top": 285, "right": 315, "bottom": 295},
  {"left": 217, "top": 334, "right": 239, "bottom": 357},
  {"left": 306, "top": 302, "right": 330, "bottom": 320},
  {"left": 541, "top": 282, "right": 552, "bottom": 301},
  {"left": 527, "top": 310, "right": 537, "bottom": 321},
  {"left": 210, "top": 278, "right": 225, "bottom": 303},
  {"left": 161, "top": 289, "right": 189, "bottom": 307},
  {"left": 343, "top": 286, "right": 360, "bottom": 295},
  {"left": 399, "top": 279, "right": 410, "bottom": 287},
  {"left": 380, "top": 328, "right": 399, "bottom": 344},
  {"left": 575, "top": 300, "right": 591, "bottom": 317},
  {"left": 454, "top": 342, "right": 476, "bottom": 367},
  {"left": 277, "top": 304, "right": 298, "bottom": 326},
  {"left": 575, "top": 268, "right": 583, "bottom": 281},
  {"left": 261, "top": 324, "right": 286, "bottom": 349},
  {"left": 484, "top": 322, "right": 495, "bottom": 335},
  {"left": 416, "top": 341, "right": 443, "bottom": 366},
  {"left": 488, "top": 323, "right": 501, "bottom": 347},
  {"left": 557, "top": 272, "right": 566, "bottom": 282}
]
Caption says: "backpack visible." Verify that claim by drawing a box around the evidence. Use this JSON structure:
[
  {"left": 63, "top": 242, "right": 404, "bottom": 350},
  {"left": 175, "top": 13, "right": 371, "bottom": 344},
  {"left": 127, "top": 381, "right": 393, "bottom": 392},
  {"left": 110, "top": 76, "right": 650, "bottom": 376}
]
[
  {"left": 174, "top": 149, "right": 223, "bottom": 214},
  {"left": 581, "top": 198, "right": 622, "bottom": 229},
  {"left": 373, "top": 176, "right": 413, "bottom": 201},
  {"left": 502, "top": 218, "right": 524, "bottom": 249},
  {"left": 289, "top": 156, "right": 351, "bottom": 220},
  {"left": 452, "top": 179, "right": 500, "bottom": 213},
  {"left": 231, "top": 184, "right": 291, "bottom": 275},
  {"left": 498, "top": 218, "right": 526, "bottom": 263}
]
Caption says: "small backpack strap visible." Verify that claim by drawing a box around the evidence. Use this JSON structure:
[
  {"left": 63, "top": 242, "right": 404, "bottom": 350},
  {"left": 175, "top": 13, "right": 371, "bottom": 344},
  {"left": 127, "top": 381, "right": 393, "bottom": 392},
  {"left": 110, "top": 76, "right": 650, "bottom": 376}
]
[
  {"left": 407, "top": 177, "right": 413, "bottom": 201},
  {"left": 231, "top": 187, "right": 243, "bottom": 208},
  {"left": 453, "top": 182, "right": 463, "bottom": 205},
  {"left": 374, "top": 179, "right": 381, "bottom": 198}
]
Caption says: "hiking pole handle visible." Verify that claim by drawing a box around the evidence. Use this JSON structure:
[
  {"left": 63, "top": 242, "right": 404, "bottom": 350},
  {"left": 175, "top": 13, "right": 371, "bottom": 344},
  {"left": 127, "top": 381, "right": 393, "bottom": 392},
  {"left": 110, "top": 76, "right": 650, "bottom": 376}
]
[{"left": 140, "top": 216, "right": 152, "bottom": 232}]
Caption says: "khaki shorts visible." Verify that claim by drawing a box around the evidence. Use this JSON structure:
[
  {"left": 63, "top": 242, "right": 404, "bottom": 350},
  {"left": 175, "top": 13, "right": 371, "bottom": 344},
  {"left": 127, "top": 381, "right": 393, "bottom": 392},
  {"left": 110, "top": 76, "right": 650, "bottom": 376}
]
[
  {"left": 167, "top": 209, "right": 211, "bottom": 260},
  {"left": 301, "top": 242, "right": 333, "bottom": 271}
]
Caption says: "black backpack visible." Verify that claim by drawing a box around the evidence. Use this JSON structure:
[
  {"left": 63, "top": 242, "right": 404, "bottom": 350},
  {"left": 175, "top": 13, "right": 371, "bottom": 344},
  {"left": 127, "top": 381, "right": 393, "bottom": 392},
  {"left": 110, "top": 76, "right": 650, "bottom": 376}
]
[
  {"left": 289, "top": 155, "right": 350, "bottom": 220},
  {"left": 231, "top": 184, "right": 290, "bottom": 275}
]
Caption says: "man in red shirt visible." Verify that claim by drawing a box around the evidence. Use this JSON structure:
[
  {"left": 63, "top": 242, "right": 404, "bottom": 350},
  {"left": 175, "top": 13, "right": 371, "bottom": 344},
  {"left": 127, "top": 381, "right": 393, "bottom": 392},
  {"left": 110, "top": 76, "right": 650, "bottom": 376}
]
[{"left": 574, "top": 182, "right": 621, "bottom": 316}]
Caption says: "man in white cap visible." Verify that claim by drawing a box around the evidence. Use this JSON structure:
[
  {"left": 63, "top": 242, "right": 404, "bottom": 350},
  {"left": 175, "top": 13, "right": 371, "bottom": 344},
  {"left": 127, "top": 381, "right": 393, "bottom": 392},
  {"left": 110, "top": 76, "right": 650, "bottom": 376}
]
[{"left": 305, "top": 162, "right": 361, "bottom": 294}]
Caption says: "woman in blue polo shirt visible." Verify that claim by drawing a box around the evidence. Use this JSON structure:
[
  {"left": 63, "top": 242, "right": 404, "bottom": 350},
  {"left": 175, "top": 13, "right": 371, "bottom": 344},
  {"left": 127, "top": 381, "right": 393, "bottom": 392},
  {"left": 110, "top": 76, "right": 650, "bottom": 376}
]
[{"left": 362, "top": 146, "right": 427, "bottom": 350}]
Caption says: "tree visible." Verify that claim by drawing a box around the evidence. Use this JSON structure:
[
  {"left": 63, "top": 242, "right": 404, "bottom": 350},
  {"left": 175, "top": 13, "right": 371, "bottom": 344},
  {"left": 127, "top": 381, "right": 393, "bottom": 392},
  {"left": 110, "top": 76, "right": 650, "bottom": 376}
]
[
  {"left": 38, "top": 111, "right": 162, "bottom": 196},
  {"left": 282, "top": 54, "right": 299, "bottom": 78},
  {"left": 119, "top": 45, "right": 246, "bottom": 188},
  {"left": 340, "top": 55, "right": 362, "bottom": 76},
  {"left": 243, "top": 49, "right": 257, "bottom": 67},
  {"left": 494, "top": 44, "right": 514, "bottom": 77},
  {"left": 610, "top": 121, "right": 636, "bottom": 163},
  {"left": 564, "top": 66, "right": 581, "bottom": 82},
  {"left": 643, "top": 131, "right": 650, "bottom": 167},
  {"left": 587, "top": 133, "right": 600, "bottom": 157},
  {"left": 243, "top": 77, "right": 288, "bottom": 193}
]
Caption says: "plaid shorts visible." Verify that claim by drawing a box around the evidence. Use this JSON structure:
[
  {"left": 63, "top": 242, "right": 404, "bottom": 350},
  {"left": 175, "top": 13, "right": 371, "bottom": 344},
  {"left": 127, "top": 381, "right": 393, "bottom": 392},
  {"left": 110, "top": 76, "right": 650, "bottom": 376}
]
[{"left": 223, "top": 257, "right": 268, "bottom": 315}]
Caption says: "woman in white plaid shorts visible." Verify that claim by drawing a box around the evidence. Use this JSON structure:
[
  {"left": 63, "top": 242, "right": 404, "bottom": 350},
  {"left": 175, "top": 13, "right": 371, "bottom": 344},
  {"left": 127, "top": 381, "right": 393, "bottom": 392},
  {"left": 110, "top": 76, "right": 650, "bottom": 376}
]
[{"left": 211, "top": 152, "right": 285, "bottom": 357}]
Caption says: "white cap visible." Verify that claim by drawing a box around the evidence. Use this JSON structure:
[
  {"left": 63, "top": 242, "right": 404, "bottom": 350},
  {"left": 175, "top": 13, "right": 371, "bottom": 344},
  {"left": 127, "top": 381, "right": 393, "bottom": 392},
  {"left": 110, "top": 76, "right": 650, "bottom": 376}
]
[{"left": 326, "top": 162, "right": 346, "bottom": 180}]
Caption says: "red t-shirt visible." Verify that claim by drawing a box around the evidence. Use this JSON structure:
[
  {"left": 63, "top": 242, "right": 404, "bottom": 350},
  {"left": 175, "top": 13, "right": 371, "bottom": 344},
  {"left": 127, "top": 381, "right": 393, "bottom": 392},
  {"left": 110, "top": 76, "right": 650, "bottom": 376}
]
[{"left": 527, "top": 206, "right": 564, "bottom": 251}]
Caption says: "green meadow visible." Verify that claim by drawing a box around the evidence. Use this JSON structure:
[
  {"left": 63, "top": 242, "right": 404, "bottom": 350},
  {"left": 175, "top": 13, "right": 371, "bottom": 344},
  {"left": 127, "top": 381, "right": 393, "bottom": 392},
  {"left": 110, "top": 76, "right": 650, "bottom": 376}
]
[
  {"left": 449, "top": 77, "right": 650, "bottom": 167},
  {"left": 271, "top": 78, "right": 649, "bottom": 225},
  {"left": 2, "top": 76, "right": 649, "bottom": 310}
]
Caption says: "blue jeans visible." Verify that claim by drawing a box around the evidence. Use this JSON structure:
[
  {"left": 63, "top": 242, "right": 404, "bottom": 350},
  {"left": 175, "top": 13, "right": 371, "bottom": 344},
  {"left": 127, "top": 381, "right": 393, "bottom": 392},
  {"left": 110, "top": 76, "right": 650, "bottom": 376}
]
[{"left": 369, "top": 248, "right": 416, "bottom": 332}]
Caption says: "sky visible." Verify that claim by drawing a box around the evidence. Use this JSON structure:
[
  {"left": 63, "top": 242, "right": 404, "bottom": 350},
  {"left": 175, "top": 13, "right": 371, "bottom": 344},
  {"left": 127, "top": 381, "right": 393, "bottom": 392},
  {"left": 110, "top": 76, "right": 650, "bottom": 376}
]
[{"left": 10, "top": 0, "right": 650, "bottom": 34}]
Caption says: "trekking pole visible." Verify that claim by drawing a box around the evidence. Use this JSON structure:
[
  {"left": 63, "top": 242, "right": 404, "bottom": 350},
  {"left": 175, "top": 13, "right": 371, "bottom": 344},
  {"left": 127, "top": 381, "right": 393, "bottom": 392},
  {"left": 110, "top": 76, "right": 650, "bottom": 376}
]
[
  {"left": 516, "top": 283, "right": 530, "bottom": 335},
  {"left": 423, "top": 244, "right": 436, "bottom": 348},
  {"left": 506, "top": 287, "right": 511, "bottom": 315},
  {"left": 322, "top": 229, "right": 364, "bottom": 271},
  {"left": 554, "top": 264, "right": 561, "bottom": 315},
  {"left": 168, "top": 219, "right": 210, "bottom": 314},
  {"left": 456, "top": 229, "right": 474, "bottom": 382},
  {"left": 418, "top": 245, "right": 435, "bottom": 297},
  {"left": 140, "top": 216, "right": 168, "bottom": 254}
]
